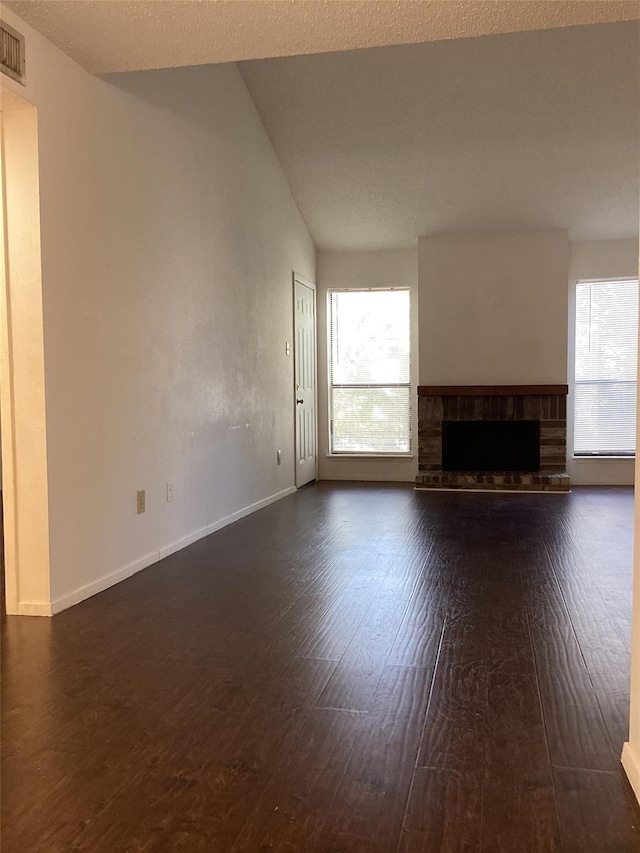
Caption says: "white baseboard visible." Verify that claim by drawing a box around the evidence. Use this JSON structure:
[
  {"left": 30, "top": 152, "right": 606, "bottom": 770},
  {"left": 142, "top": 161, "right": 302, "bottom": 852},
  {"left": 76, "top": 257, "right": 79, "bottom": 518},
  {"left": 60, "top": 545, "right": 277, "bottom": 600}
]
[
  {"left": 622, "top": 742, "right": 640, "bottom": 804},
  {"left": 50, "top": 486, "right": 298, "bottom": 615},
  {"left": 157, "top": 522, "right": 214, "bottom": 560},
  {"left": 16, "top": 601, "right": 53, "bottom": 617},
  {"left": 207, "top": 485, "right": 297, "bottom": 532},
  {"left": 156, "top": 486, "right": 297, "bottom": 560},
  {"left": 50, "top": 549, "right": 161, "bottom": 614}
]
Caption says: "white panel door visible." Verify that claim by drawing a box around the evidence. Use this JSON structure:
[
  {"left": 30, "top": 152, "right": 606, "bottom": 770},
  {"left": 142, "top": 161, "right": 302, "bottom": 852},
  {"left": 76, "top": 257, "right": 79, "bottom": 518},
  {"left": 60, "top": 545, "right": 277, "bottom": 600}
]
[{"left": 294, "top": 275, "right": 317, "bottom": 487}]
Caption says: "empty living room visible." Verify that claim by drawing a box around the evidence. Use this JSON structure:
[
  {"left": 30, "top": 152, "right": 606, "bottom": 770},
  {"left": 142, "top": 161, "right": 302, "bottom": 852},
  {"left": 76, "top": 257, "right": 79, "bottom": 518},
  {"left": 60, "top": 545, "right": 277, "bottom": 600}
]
[{"left": 1, "top": 2, "right": 640, "bottom": 850}]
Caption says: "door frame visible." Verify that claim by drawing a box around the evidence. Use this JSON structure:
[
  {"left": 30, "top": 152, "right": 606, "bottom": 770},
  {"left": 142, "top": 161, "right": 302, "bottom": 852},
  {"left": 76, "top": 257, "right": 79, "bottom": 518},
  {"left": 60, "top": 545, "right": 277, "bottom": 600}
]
[
  {"left": 292, "top": 272, "right": 318, "bottom": 487},
  {"left": 1, "top": 94, "right": 52, "bottom": 615}
]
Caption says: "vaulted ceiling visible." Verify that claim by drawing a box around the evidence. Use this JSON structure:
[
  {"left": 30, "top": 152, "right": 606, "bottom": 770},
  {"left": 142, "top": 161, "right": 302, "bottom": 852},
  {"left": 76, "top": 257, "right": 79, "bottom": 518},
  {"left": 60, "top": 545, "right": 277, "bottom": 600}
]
[
  {"left": 240, "top": 21, "right": 639, "bottom": 250},
  {"left": 6, "top": 3, "right": 639, "bottom": 252}
]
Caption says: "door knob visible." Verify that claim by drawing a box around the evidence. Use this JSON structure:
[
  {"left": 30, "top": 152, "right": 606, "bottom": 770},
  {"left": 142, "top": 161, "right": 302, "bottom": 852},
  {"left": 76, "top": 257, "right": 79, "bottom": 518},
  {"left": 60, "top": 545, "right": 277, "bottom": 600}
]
[{"left": 296, "top": 398, "right": 304, "bottom": 405}]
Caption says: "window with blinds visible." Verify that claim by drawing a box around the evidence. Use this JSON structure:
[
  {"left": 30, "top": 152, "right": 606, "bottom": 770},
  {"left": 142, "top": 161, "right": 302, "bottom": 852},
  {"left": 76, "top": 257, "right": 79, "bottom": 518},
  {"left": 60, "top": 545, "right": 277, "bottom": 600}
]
[
  {"left": 328, "top": 288, "right": 411, "bottom": 454},
  {"left": 574, "top": 278, "right": 639, "bottom": 456}
]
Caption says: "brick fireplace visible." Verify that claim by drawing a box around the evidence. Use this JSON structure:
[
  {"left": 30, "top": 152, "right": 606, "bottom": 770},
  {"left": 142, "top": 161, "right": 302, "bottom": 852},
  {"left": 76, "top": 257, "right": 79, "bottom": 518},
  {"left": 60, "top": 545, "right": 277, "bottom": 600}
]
[{"left": 415, "top": 385, "right": 570, "bottom": 492}]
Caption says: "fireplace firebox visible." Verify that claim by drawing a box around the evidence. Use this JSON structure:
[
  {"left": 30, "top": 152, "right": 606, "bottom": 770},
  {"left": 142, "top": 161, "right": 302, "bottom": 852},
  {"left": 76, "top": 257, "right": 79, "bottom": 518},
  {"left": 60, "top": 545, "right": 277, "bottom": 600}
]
[
  {"left": 442, "top": 420, "right": 540, "bottom": 473},
  {"left": 416, "top": 385, "right": 569, "bottom": 492}
]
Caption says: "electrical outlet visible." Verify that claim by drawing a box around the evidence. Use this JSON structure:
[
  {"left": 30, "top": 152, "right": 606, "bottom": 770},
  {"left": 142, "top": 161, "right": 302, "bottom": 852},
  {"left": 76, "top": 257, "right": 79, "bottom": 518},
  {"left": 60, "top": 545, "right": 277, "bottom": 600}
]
[
  {"left": 277, "top": 449, "right": 282, "bottom": 465},
  {"left": 136, "top": 489, "right": 146, "bottom": 514},
  {"left": 166, "top": 482, "right": 173, "bottom": 503}
]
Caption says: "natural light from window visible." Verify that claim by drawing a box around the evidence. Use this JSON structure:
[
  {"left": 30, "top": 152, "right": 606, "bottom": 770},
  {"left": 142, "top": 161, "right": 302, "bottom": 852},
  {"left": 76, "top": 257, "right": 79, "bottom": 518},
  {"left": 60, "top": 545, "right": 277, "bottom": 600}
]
[
  {"left": 574, "top": 278, "right": 639, "bottom": 456},
  {"left": 329, "top": 288, "right": 410, "bottom": 454}
]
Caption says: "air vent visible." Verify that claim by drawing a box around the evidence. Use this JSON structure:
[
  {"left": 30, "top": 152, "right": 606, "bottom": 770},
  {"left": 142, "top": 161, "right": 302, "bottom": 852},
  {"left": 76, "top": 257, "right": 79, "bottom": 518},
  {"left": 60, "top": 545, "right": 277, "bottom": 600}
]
[{"left": 1, "top": 21, "right": 25, "bottom": 85}]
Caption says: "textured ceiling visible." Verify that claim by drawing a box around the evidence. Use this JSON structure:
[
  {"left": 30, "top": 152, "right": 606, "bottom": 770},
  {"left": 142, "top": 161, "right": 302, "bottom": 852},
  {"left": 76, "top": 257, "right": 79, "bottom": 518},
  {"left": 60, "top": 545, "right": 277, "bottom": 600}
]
[
  {"left": 7, "top": 3, "right": 639, "bottom": 251},
  {"left": 240, "top": 22, "right": 640, "bottom": 250},
  {"left": 5, "top": 0, "right": 640, "bottom": 74}
]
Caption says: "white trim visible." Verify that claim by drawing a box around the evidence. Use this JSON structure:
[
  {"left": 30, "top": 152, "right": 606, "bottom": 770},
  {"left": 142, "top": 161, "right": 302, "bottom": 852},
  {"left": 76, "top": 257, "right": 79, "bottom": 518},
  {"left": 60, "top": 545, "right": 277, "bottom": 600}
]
[
  {"left": 326, "top": 286, "right": 412, "bottom": 457},
  {"left": 50, "top": 549, "right": 160, "bottom": 614},
  {"left": 0, "top": 109, "right": 19, "bottom": 615},
  {"left": 575, "top": 277, "right": 638, "bottom": 285},
  {"left": 293, "top": 271, "right": 315, "bottom": 290},
  {"left": 327, "top": 453, "right": 414, "bottom": 459},
  {"left": 17, "top": 601, "right": 53, "bottom": 617},
  {"left": 622, "top": 742, "right": 640, "bottom": 805},
  {"left": 568, "top": 275, "right": 639, "bottom": 467},
  {"left": 572, "top": 455, "right": 635, "bottom": 461},
  {"left": 50, "top": 486, "right": 297, "bottom": 615},
  {"left": 329, "top": 286, "right": 410, "bottom": 293},
  {"left": 158, "top": 525, "right": 211, "bottom": 560},
  {"left": 158, "top": 486, "right": 297, "bottom": 558}
]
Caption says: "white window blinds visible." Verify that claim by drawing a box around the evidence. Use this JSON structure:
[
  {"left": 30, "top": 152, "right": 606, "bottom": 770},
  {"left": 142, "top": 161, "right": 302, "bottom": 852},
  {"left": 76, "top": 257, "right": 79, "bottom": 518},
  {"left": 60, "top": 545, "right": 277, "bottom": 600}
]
[
  {"left": 329, "top": 289, "right": 411, "bottom": 454},
  {"left": 574, "top": 279, "right": 639, "bottom": 456}
]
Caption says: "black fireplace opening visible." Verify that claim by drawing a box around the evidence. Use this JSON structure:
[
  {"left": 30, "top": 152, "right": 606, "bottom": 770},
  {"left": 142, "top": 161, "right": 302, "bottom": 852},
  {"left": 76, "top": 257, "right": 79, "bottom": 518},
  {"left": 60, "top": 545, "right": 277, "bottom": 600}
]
[{"left": 442, "top": 420, "right": 540, "bottom": 472}]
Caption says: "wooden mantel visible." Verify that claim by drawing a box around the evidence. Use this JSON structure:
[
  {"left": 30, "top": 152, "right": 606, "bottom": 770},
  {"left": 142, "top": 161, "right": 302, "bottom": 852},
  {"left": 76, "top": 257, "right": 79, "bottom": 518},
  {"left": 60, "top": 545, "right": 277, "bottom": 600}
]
[{"left": 417, "top": 385, "right": 569, "bottom": 396}]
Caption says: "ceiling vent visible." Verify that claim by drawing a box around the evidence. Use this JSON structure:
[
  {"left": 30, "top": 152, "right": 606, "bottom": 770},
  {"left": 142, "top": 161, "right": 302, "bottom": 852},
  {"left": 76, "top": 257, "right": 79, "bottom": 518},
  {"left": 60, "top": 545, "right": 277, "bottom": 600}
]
[{"left": 1, "top": 21, "right": 25, "bottom": 85}]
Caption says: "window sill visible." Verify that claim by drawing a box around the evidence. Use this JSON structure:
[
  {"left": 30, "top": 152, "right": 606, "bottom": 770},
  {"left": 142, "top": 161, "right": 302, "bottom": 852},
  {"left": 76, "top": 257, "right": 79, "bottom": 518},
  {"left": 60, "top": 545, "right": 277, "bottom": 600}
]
[
  {"left": 572, "top": 455, "right": 635, "bottom": 461},
  {"left": 326, "top": 453, "right": 415, "bottom": 459}
]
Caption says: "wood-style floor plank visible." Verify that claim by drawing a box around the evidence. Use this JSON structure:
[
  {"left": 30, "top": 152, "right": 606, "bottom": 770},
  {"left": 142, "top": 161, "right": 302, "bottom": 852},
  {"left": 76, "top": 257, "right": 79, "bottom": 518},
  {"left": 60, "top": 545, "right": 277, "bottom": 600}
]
[
  {"left": 2, "top": 483, "right": 640, "bottom": 852},
  {"left": 316, "top": 664, "right": 436, "bottom": 853},
  {"left": 517, "top": 537, "right": 620, "bottom": 773},
  {"left": 481, "top": 670, "right": 561, "bottom": 851},
  {"left": 315, "top": 593, "right": 409, "bottom": 711},
  {"left": 387, "top": 540, "right": 453, "bottom": 670},
  {"left": 554, "top": 767, "right": 640, "bottom": 852},
  {"left": 398, "top": 767, "right": 483, "bottom": 853},
  {"left": 231, "top": 708, "right": 365, "bottom": 851},
  {"left": 416, "top": 621, "right": 487, "bottom": 773}
]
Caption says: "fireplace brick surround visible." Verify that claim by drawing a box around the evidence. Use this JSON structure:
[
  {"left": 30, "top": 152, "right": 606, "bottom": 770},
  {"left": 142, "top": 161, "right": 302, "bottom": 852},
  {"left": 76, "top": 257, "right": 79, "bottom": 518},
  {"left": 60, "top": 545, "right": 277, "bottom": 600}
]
[{"left": 415, "top": 385, "right": 570, "bottom": 492}]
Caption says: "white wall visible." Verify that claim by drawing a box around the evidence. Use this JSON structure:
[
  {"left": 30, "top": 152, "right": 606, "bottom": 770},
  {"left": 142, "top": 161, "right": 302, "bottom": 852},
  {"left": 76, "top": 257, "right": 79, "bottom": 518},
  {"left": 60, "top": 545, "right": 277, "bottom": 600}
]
[
  {"left": 418, "top": 230, "right": 570, "bottom": 385},
  {"left": 568, "top": 238, "right": 639, "bottom": 485},
  {"left": 570, "top": 238, "right": 639, "bottom": 283},
  {"left": 317, "top": 249, "right": 418, "bottom": 482},
  {"left": 1, "top": 9, "right": 315, "bottom": 612}
]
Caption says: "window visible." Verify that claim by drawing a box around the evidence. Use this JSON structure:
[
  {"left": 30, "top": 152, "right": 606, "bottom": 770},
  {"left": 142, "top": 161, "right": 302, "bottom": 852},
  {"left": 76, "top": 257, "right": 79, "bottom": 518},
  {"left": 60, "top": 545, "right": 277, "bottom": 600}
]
[
  {"left": 574, "top": 278, "right": 639, "bottom": 456},
  {"left": 328, "top": 288, "right": 410, "bottom": 454}
]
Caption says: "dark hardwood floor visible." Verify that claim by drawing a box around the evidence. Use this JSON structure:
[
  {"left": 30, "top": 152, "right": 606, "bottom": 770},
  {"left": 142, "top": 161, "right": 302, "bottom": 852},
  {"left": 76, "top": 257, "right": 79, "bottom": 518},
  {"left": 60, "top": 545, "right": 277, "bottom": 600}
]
[{"left": 2, "top": 483, "right": 640, "bottom": 851}]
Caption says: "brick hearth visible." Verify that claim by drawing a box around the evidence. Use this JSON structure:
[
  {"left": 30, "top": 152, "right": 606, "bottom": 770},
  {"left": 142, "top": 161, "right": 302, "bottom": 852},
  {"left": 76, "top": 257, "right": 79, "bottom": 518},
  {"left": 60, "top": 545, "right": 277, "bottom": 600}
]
[{"left": 415, "top": 385, "right": 570, "bottom": 492}]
